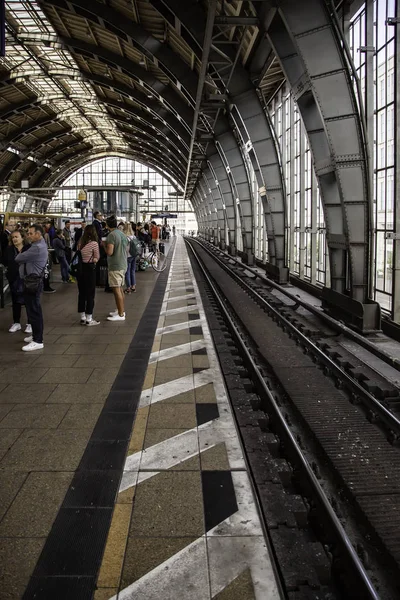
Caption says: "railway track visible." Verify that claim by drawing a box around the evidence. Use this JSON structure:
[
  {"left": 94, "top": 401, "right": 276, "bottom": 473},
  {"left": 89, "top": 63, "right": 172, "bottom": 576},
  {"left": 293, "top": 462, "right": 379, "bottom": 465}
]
[{"left": 185, "top": 237, "right": 400, "bottom": 600}]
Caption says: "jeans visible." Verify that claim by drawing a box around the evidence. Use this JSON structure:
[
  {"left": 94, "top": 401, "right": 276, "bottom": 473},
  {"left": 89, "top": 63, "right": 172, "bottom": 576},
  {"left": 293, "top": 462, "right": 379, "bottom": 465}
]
[
  {"left": 125, "top": 257, "right": 136, "bottom": 288},
  {"left": 77, "top": 263, "right": 96, "bottom": 315},
  {"left": 24, "top": 284, "right": 44, "bottom": 343},
  {"left": 59, "top": 256, "right": 70, "bottom": 281}
]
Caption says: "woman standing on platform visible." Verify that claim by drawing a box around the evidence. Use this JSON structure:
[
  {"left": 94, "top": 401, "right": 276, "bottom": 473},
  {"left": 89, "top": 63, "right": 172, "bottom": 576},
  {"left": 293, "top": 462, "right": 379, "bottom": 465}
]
[
  {"left": 77, "top": 225, "right": 100, "bottom": 326},
  {"left": 4, "top": 229, "right": 32, "bottom": 334}
]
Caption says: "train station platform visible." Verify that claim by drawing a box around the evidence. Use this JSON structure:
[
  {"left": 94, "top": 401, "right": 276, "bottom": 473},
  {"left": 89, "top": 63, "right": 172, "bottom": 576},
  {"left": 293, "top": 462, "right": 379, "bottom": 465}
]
[{"left": 0, "top": 237, "right": 281, "bottom": 600}]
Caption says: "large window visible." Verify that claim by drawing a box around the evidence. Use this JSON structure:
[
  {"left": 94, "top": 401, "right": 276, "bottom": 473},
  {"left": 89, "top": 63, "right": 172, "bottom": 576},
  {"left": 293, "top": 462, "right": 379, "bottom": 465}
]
[
  {"left": 349, "top": 1, "right": 395, "bottom": 313},
  {"left": 49, "top": 157, "right": 191, "bottom": 217},
  {"left": 268, "top": 85, "right": 328, "bottom": 286}
]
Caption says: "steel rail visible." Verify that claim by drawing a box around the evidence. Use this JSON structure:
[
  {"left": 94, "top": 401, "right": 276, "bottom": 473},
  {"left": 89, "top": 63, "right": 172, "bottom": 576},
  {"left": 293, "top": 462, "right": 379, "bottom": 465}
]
[
  {"left": 194, "top": 238, "right": 400, "bottom": 437},
  {"left": 186, "top": 238, "right": 380, "bottom": 600},
  {"left": 201, "top": 238, "right": 400, "bottom": 373}
]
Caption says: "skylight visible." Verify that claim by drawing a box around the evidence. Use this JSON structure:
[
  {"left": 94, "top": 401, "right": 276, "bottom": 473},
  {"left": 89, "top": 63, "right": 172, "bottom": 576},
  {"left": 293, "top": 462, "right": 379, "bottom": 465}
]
[{"left": 2, "top": 0, "right": 130, "bottom": 164}]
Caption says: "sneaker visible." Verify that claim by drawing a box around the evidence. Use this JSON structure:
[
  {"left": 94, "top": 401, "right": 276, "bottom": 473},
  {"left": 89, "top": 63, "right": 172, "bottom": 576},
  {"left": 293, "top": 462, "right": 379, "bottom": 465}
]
[
  {"left": 22, "top": 341, "right": 44, "bottom": 352},
  {"left": 107, "top": 313, "right": 126, "bottom": 321},
  {"left": 24, "top": 324, "right": 32, "bottom": 334},
  {"left": 43, "top": 288, "right": 56, "bottom": 294},
  {"left": 24, "top": 335, "right": 33, "bottom": 343},
  {"left": 86, "top": 320, "right": 100, "bottom": 327},
  {"left": 109, "top": 310, "right": 118, "bottom": 316},
  {"left": 9, "top": 323, "right": 21, "bottom": 333},
  {"left": 80, "top": 318, "right": 86, "bottom": 325}
]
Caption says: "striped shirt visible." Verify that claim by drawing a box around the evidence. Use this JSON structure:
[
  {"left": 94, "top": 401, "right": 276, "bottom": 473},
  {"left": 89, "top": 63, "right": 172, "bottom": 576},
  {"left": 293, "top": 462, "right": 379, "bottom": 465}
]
[{"left": 79, "top": 241, "right": 100, "bottom": 263}]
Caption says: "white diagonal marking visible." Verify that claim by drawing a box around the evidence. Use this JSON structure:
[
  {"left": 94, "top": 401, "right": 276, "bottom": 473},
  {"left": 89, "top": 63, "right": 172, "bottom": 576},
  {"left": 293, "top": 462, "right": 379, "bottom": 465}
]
[
  {"left": 139, "top": 368, "right": 217, "bottom": 407},
  {"left": 149, "top": 339, "right": 206, "bottom": 363},
  {"left": 165, "top": 293, "right": 196, "bottom": 303},
  {"left": 160, "top": 305, "right": 198, "bottom": 316},
  {"left": 156, "top": 319, "right": 202, "bottom": 335}
]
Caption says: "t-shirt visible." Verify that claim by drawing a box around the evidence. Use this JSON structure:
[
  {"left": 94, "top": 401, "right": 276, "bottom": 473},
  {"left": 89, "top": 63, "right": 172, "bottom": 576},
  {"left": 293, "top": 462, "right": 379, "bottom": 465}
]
[{"left": 107, "top": 229, "right": 128, "bottom": 272}]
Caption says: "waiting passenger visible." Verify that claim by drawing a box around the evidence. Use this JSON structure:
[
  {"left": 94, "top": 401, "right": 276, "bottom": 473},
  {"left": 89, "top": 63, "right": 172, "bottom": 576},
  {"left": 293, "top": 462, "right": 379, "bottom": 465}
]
[
  {"left": 14, "top": 224, "right": 48, "bottom": 351},
  {"left": 105, "top": 215, "right": 128, "bottom": 321},
  {"left": 4, "top": 229, "right": 32, "bottom": 335},
  {"left": 77, "top": 225, "right": 100, "bottom": 326},
  {"left": 122, "top": 222, "right": 137, "bottom": 294},
  {"left": 52, "top": 229, "right": 71, "bottom": 283}
]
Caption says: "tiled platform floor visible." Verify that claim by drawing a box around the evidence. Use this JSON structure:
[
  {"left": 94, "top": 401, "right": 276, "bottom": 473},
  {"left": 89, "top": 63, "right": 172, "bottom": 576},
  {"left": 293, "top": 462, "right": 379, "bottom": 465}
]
[
  {"left": 96, "top": 238, "right": 281, "bottom": 600},
  {"left": 0, "top": 238, "right": 281, "bottom": 599},
  {"left": 0, "top": 250, "right": 163, "bottom": 600}
]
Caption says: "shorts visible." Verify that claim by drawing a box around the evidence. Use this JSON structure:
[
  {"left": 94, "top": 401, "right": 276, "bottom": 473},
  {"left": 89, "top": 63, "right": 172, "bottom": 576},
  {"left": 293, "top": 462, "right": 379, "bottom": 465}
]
[{"left": 108, "top": 270, "right": 125, "bottom": 288}]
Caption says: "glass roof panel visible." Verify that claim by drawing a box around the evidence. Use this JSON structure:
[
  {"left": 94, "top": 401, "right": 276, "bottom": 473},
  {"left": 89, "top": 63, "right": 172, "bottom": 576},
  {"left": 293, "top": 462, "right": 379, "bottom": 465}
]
[{"left": 2, "top": 0, "right": 130, "bottom": 161}]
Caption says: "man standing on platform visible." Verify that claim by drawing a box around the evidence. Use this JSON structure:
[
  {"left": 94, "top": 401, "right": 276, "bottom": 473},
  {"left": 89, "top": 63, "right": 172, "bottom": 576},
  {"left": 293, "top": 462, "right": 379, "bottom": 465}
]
[
  {"left": 15, "top": 224, "right": 48, "bottom": 351},
  {"left": 63, "top": 220, "right": 72, "bottom": 263},
  {"left": 105, "top": 215, "right": 128, "bottom": 321}
]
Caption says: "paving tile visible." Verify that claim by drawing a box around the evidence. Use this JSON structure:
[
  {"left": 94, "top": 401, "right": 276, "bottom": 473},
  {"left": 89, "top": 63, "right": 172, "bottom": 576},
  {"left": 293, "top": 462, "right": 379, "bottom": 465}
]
[
  {"left": 0, "top": 429, "right": 23, "bottom": 461},
  {"left": 200, "top": 443, "right": 230, "bottom": 471},
  {"left": 30, "top": 355, "right": 78, "bottom": 368},
  {"left": 130, "top": 471, "right": 204, "bottom": 537},
  {"left": 97, "top": 504, "right": 132, "bottom": 588},
  {"left": 0, "top": 404, "right": 69, "bottom": 429},
  {"left": 154, "top": 365, "right": 194, "bottom": 385},
  {"left": 56, "top": 335, "right": 95, "bottom": 345},
  {"left": 144, "top": 428, "right": 188, "bottom": 450},
  {"left": 212, "top": 567, "right": 256, "bottom": 600},
  {"left": 0, "top": 429, "right": 91, "bottom": 471},
  {"left": 39, "top": 367, "right": 94, "bottom": 384},
  {"left": 0, "top": 538, "right": 45, "bottom": 600},
  {"left": 72, "top": 355, "right": 124, "bottom": 368},
  {"left": 161, "top": 389, "right": 195, "bottom": 404},
  {"left": 0, "top": 354, "right": 37, "bottom": 366},
  {"left": 195, "top": 383, "right": 218, "bottom": 404},
  {"left": 158, "top": 353, "right": 193, "bottom": 368},
  {"left": 164, "top": 314, "right": 192, "bottom": 326},
  {"left": 0, "top": 471, "right": 73, "bottom": 537},
  {"left": 121, "top": 536, "right": 195, "bottom": 587},
  {"left": 46, "top": 383, "right": 112, "bottom": 403},
  {"left": 0, "top": 404, "right": 14, "bottom": 422},
  {"left": 0, "top": 384, "right": 57, "bottom": 404},
  {"left": 147, "top": 403, "right": 196, "bottom": 430},
  {"left": 87, "top": 368, "right": 120, "bottom": 384},
  {"left": 88, "top": 334, "right": 133, "bottom": 345},
  {"left": 192, "top": 356, "right": 210, "bottom": 369},
  {"left": 59, "top": 404, "right": 104, "bottom": 429},
  {"left": 64, "top": 343, "right": 106, "bottom": 355},
  {"left": 0, "top": 367, "right": 49, "bottom": 384},
  {"left": 0, "top": 471, "right": 28, "bottom": 521},
  {"left": 103, "top": 343, "right": 131, "bottom": 355}
]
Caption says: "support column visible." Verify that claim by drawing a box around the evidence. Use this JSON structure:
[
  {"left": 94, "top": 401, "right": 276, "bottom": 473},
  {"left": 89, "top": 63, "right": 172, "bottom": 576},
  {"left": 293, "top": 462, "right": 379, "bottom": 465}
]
[{"left": 394, "top": 1, "right": 400, "bottom": 323}]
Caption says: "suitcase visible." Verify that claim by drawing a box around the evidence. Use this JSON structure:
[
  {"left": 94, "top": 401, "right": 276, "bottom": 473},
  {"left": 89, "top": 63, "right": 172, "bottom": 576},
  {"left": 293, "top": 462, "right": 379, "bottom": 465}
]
[{"left": 159, "top": 243, "right": 165, "bottom": 254}]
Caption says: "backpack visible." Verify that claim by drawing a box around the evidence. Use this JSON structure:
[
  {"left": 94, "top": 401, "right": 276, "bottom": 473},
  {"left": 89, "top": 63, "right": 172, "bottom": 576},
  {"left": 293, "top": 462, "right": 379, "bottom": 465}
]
[
  {"left": 69, "top": 250, "right": 83, "bottom": 278},
  {"left": 129, "top": 236, "right": 141, "bottom": 258}
]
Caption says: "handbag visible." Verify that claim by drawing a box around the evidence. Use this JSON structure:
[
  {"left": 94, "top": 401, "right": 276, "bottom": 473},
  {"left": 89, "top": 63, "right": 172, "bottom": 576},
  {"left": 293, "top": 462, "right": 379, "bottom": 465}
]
[
  {"left": 23, "top": 264, "right": 44, "bottom": 295},
  {"left": 69, "top": 250, "right": 83, "bottom": 277}
]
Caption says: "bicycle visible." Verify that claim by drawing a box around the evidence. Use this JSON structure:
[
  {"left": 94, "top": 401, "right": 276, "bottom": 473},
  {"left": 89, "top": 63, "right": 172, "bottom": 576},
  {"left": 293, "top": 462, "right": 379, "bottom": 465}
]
[{"left": 140, "top": 241, "right": 167, "bottom": 272}]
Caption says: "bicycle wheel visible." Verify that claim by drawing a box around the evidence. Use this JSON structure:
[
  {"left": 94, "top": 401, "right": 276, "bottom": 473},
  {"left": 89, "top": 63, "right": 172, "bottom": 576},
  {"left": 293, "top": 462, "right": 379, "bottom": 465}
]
[{"left": 151, "top": 250, "right": 167, "bottom": 272}]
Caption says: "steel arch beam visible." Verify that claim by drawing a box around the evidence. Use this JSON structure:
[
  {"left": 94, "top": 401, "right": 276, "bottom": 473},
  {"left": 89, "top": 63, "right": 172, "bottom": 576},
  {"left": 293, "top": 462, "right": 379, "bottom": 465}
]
[
  {"left": 40, "top": 0, "right": 199, "bottom": 101},
  {"left": 204, "top": 167, "right": 228, "bottom": 248},
  {"left": 156, "top": 0, "right": 286, "bottom": 271},
  {"left": 58, "top": 37, "right": 194, "bottom": 133},
  {"left": 214, "top": 119, "right": 254, "bottom": 260},
  {"left": 0, "top": 114, "right": 62, "bottom": 148},
  {"left": 207, "top": 145, "right": 237, "bottom": 254},
  {"left": 259, "top": 1, "right": 377, "bottom": 329}
]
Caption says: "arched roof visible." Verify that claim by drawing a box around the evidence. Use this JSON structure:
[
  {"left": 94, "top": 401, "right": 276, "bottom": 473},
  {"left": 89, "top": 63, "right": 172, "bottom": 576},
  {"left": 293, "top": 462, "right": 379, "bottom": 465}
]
[{"left": 0, "top": 0, "right": 285, "bottom": 193}]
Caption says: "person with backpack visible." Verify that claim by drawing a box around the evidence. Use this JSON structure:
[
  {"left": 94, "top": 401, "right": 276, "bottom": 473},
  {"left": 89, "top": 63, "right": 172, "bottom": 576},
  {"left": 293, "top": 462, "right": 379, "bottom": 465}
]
[
  {"left": 122, "top": 222, "right": 140, "bottom": 294},
  {"left": 75, "top": 225, "right": 100, "bottom": 326}
]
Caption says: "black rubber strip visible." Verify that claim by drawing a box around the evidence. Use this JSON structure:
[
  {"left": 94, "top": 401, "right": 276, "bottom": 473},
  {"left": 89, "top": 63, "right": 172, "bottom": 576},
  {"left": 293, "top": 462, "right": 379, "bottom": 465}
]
[{"left": 23, "top": 252, "right": 172, "bottom": 600}]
